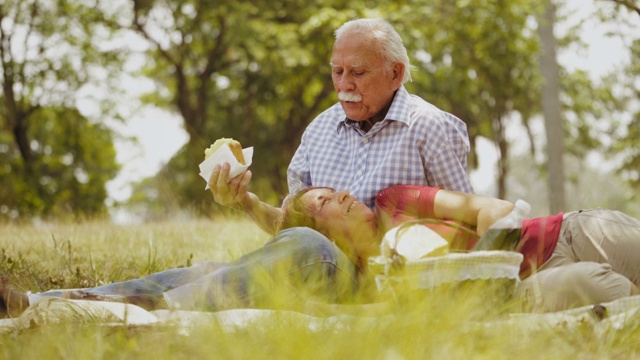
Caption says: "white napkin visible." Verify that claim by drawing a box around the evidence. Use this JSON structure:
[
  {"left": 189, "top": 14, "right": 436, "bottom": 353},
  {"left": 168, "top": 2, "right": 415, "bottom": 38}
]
[{"left": 198, "top": 145, "right": 253, "bottom": 190}]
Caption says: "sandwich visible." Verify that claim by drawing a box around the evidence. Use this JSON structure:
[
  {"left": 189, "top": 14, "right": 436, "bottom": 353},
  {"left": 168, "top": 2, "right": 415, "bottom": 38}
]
[{"left": 204, "top": 138, "right": 246, "bottom": 164}]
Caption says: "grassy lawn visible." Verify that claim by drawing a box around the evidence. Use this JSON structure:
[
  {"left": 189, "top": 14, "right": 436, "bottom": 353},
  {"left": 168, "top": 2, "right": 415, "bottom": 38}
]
[{"left": 1, "top": 218, "right": 639, "bottom": 359}]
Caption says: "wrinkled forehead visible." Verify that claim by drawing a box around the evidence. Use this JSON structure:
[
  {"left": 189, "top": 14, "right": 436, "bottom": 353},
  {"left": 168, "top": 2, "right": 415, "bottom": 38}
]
[{"left": 332, "top": 34, "right": 384, "bottom": 64}]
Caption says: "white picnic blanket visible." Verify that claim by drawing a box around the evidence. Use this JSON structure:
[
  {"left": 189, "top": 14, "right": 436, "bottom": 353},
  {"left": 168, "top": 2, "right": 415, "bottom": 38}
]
[
  {"left": 0, "top": 296, "right": 381, "bottom": 335},
  {"left": 472, "top": 294, "right": 640, "bottom": 335},
  {"left": 3, "top": 294, "right": 640, "bottom": 335}
]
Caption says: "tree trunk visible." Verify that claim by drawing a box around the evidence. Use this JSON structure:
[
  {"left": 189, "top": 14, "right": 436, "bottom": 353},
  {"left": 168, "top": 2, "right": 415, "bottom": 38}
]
[
  {"left": 495, "top": 116, "right": 509, "bottom": 200},
  {"left": 539, "top": 0, "right": 566, "bottom": 213}
]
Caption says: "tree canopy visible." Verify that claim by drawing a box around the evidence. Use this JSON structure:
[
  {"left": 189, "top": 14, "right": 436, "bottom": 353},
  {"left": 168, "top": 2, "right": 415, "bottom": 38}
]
[
  {"left": 0, "top": 0, "right": 129, "bottom": 220},
  {"left": 1, "top": 0, "right": 639, "bottom": 221}
]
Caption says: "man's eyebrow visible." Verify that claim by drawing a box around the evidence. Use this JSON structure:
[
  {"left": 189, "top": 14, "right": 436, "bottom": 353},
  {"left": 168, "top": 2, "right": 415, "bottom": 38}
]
[{"left": 329, "top": 62, "right": 363, "bottom": 68}]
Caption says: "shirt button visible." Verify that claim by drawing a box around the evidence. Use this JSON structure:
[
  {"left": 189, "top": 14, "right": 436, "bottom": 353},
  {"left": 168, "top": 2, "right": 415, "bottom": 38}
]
[
  {"left": 357, "top": 170, "right": 363, "bottom": 176},
  {"left": 362, "top": 138, "right": 369, "bottom": 144}
]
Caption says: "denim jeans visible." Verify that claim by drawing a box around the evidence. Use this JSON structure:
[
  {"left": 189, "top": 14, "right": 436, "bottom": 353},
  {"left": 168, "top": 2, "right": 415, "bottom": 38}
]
[{"left": 30, "top": 227, "right": 359, "bottom": 311}]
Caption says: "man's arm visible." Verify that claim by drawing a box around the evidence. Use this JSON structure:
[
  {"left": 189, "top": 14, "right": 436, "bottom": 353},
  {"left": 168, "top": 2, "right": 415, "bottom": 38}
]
[
  {"left": 429, "top": 112, "right": 475, "bottom": 194},
  {"left": 209, "top": 162, "right": 283, "bottom": 234}
]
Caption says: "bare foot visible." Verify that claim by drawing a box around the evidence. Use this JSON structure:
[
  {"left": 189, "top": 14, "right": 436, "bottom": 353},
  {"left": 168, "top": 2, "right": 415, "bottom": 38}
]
[{"left": 0, "top": 277, "right": 29, "bottom": 318}]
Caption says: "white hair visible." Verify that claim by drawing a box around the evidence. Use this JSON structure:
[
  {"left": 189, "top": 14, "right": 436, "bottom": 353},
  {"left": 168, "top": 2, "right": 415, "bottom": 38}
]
[{"left": 334, "top": 18, "right": 413, "bottom": 83}]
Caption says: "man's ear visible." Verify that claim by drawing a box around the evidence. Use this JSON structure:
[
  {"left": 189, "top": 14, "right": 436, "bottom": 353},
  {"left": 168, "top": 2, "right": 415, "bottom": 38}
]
[{"left": 392, "top": 62, "right": 405, "bottom": 87}]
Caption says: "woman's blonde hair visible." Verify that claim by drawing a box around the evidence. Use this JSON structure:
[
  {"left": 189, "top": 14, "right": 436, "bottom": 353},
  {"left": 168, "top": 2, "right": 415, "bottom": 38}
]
[{"left": 275, "top": 187, "right": 333, "bottom": 234}]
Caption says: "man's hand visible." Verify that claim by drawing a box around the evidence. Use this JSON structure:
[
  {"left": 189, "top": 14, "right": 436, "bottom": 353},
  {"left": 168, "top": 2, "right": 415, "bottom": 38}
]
[{"left": 209, "top": 162, "right": 252, "bottom": 210}]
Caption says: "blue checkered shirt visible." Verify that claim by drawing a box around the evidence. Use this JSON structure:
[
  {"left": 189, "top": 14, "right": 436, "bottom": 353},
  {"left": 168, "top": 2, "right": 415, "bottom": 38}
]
[{"left": 288, "top": 85, "right": 474, "bottom": 209}]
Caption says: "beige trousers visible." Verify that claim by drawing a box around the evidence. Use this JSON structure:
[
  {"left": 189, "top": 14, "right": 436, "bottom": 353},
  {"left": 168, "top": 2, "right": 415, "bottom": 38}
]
[{"left": 515, "top": 209, "right": 640, "bottom": 312}]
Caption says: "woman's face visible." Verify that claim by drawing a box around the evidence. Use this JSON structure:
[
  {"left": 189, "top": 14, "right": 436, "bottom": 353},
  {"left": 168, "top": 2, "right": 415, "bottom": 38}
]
[{"left": 298, "top": 188, "right": 377, "bottom": 248}]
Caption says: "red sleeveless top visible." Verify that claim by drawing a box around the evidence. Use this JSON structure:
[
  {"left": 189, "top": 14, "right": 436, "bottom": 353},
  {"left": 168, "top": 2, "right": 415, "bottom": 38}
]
[{"left": 375, "top": 185, "right": 562, "bottom": 277}]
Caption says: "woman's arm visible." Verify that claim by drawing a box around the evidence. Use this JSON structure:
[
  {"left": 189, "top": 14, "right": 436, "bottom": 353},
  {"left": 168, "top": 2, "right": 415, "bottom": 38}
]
[
  {"left": 375, "top": 185, "right": 514, "bottom": 236},
  {"left": 433, "top": 190, "right": 514, "bottom": 236},
  {"left": 209, "top": 163, "right": 284, "bottom": 235}
]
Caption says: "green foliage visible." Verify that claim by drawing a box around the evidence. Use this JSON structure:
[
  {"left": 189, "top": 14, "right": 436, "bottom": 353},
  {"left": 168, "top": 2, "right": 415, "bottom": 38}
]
[
  {"left": 1, "top": 0, "right": 638, "bottom": 219},
  {"left": 129, "top": 0, "right": 636, "bottom": 214},
  {"left": 126, "top": 0, "right": 554, "bottom": 215},
  {"left": 127, "top": 0, "right": 357, "bottom": 214},
  {"left": 608, "top": 39, "right": 640, "bottom": 188},
  {"left": 0, "top": 107, "right": 120, "bottom": 219},
  {"left": 0, "top": 0, "right": 130, "bottom": 220},
  {"left": 586, "top": 1, "right": 640, "bottom": 192},
  {"left": 397, "top": 0, "right": 543, "bottom": 171}
]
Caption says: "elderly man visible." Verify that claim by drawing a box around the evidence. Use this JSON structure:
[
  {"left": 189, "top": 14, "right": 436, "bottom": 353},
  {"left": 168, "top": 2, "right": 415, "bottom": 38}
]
[{"left": 210, "top": 18, "right": 474, "bottom": 234}]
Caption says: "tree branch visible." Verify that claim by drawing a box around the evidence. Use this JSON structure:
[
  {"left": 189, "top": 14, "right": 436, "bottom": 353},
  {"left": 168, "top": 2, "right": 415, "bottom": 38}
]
[
  {"left": 606, "top": 0, "right": 640, "bottom": 17},
  {"left": 131, "top": 1, "right": 179, "bottom": 67}
]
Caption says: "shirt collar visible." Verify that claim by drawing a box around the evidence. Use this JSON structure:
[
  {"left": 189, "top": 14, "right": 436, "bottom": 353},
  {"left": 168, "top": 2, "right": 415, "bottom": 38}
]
[{"left": 336, "top": 85, "right": 412, "bottom": 134}]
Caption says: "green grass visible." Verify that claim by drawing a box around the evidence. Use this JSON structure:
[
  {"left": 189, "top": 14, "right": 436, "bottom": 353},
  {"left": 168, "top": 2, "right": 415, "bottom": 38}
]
[{"left": 1, "top": 218, "right": 640, "bottom": 359}]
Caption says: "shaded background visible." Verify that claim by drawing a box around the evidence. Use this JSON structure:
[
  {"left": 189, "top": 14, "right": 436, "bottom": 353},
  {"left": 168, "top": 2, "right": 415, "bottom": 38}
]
[{"left": 1, "top": 0, "right": 639, "bottom": 223}]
